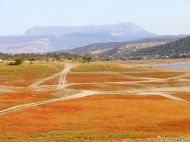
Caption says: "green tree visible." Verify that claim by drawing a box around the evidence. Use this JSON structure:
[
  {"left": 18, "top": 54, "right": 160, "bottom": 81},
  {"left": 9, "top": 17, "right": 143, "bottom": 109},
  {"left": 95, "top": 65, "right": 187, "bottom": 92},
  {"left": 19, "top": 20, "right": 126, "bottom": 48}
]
[
  {"left": 13, "top": 57, "right": 25, "bottom": 65},
  {"left": 82, "top": 55, "right": 92, "bottom": 63},
  {"left": 54, "top": 54, "right": 62, "bottom": 61},
  {"left": 29, "top": 57, "right": 36, "bottom": 64}
]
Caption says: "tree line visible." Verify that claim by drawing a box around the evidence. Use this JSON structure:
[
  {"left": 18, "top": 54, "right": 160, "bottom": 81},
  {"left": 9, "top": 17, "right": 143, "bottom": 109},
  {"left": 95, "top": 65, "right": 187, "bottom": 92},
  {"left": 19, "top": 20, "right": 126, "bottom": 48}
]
[{"left": 0, "top": 52, "right": 103, "bottom": 65}]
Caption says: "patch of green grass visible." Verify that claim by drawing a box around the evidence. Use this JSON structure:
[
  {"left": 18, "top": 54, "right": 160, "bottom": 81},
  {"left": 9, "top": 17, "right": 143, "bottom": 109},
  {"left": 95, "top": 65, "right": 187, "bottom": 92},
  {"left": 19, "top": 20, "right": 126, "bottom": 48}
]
[
  {"left": 0, "top": 131, "right": 142, "bottom": 142},
  {"left": 0, "top": 62, "right": 65, "bottom": 75}
]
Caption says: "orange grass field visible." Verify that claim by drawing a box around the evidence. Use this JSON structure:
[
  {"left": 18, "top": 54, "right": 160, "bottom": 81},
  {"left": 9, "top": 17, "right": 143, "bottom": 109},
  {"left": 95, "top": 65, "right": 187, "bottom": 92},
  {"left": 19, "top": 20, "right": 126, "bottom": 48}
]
[
  {"left": 0, "top": 90, "right": 53, "bottom": 110},
  {"left": 67, "top": 73, "right": 140, "bottom": 83},
  {"left": 0, "top": 60, "right": 190, "bottom": 141},
  {"left": 1, "top": 95, "right": 190, "bottom": 142}
]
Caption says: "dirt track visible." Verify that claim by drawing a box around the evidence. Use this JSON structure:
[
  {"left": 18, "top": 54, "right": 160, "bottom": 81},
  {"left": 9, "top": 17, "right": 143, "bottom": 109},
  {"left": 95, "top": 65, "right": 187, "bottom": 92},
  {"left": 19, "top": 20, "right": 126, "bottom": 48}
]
[
  {"left": 28, "top": 71, "right": 63, "bottom": 88},
  {"left": 57, "top": 64, "right": 74, "bottom": 89},
  {"left": 0, "top": 90, "right": 95, "bottom": 115}
]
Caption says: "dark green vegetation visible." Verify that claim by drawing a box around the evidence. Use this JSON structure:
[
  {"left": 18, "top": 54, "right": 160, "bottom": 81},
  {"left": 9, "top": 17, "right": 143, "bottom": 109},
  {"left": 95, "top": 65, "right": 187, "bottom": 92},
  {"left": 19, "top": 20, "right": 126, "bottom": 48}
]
[
  {"left": 12, "top": 57, "right": 25, "bottom": 65},
  {"left": 0, "top": 53, "right": 82, "bottom": 62},
  {"left": 136, "top": 36, "right": 190, "bottom": 59}
]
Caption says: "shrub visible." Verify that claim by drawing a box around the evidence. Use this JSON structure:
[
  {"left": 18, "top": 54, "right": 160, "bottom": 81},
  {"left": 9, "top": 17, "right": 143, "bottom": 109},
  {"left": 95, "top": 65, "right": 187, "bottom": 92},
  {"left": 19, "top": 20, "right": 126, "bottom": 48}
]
[
  {"left": 9, "top": 57, "right": 25, "bottom": 65},
  {"left": 82, "top": 55, "right": 92, "bottom": 63},
  {"left": 29, "top": 57, "right": 36, "bottom": 64}
]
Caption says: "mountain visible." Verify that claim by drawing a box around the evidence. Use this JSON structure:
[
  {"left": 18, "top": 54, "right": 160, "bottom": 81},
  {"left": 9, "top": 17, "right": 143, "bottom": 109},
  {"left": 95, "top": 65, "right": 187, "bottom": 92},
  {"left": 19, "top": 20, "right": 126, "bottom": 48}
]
[
  {"left": 63, "top": 36, "right": 184, "bottom": 59},
  {"left": 25, "top": 22, "right": 156, "bottom": 39},
  {"left": 0, "top": 23, "right": 158, "bottom": 54}
]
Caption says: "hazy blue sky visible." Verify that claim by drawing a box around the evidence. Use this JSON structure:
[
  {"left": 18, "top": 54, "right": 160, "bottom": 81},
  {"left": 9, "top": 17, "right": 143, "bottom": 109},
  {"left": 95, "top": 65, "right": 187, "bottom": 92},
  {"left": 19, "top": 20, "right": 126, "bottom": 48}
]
[{"left": 0, "top": 0, "right": 189, "bottom": 36}]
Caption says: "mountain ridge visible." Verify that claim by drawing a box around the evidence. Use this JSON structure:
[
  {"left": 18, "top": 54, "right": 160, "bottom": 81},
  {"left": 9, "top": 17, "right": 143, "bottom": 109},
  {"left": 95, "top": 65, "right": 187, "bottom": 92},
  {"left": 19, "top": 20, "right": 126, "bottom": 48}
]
[
  {"left": 25, "top": 22, "right": 155, "bottom": 37},
  {"left": 0, "top": 22, "right": 158, "bottom": 54}
]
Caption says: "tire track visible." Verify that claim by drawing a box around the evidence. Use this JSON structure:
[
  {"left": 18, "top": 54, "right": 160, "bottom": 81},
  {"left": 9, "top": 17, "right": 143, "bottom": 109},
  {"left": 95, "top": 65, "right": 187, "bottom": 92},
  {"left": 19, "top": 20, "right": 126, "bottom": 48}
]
[
  {"left": 0, "top": 90, "right": 96, "bottom": 116},
  {"left": 29, "top": 71, "right": 63, "bottom": 88},
  {"left": 57, "top": 64, "right": 74, "bottom": 89}
]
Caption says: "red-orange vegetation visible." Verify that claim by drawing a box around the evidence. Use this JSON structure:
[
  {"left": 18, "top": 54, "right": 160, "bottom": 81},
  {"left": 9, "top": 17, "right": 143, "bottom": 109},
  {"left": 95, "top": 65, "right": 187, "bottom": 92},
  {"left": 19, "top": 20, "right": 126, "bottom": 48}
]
[
  {"left": 172, "top": 92, "right": 190, "bottom": 101},
  {"left": 67, "top": 83, "right": 141, "bottom": 91},
  {"left": 142, "top": 80, "right": 184, "bottom": 88},
  {"left": 0, "top": 90, "right": 53, "bottom": 109},
  {"left": 0, "top": 74, "right": 50, "bottom": 87},
  {"left": 1, "top": 94, "right": 190, "bottom": 140},
  {"left": 43, "top": 78, "right": 59, "bottom": 85},
  {"left": 67, "top": 73, "right": 139, "bottom": 83}
]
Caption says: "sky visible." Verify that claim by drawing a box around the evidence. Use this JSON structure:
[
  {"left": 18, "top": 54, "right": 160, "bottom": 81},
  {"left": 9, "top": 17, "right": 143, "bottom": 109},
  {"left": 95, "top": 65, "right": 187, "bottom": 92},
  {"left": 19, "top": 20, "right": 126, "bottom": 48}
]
[{"left": 0, "top": 0, "right": 189, "bottom": 36}]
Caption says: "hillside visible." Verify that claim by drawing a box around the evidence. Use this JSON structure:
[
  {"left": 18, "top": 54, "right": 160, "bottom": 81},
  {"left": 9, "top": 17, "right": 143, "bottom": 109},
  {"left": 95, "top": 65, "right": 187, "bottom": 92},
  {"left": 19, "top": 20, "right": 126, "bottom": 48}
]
[
  {"left": 63, "top": 37, "right": 182, "bottom": 59},
  {"left": 135, "top": 36, "right": 190, "bottom": 59}
]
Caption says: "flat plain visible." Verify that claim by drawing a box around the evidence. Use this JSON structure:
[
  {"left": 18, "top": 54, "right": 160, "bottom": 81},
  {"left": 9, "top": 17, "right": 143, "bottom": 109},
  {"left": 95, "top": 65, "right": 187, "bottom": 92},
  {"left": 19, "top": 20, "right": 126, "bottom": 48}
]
[{"left": 0, "top": 60, "right": 190, "bottom": 142}]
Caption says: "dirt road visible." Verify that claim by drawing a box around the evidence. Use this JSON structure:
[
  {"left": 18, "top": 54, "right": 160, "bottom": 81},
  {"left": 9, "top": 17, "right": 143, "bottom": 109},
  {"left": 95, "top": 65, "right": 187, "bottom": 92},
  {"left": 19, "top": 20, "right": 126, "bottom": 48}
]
[
  {"left": 0, "top": 90, "right": 96, "bottom": 115},
  {"left": 29, "top": 71, "right": 63, "bottom": 88},
  {"left": 57, "top": 64, "right": 74, "bottom": 89}
]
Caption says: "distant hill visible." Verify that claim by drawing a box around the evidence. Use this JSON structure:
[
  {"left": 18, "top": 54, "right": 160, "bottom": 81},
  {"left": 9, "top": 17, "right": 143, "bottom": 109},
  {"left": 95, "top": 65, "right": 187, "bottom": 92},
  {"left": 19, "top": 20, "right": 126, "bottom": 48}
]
[
  {"left": 134, "top": 36, "right": 190, "bottom": 59},
  {"left": 63, "top": 36, "right": 184, "bottom": 59},
  {"left": 1, "top": 36, "right": 190, "bottom": 60},
  {"left": 0, "top": 36, "right": 53, "bottom": 54},
  {"left": 0, "top": 23, "right": 157, "bottom": 54}
]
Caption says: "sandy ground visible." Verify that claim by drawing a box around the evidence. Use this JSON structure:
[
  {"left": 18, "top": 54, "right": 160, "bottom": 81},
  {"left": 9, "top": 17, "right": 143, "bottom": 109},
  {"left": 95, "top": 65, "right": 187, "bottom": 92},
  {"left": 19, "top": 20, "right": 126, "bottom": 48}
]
[{"left": 0, "top": 85, "right": 23, "bottom": 93}]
